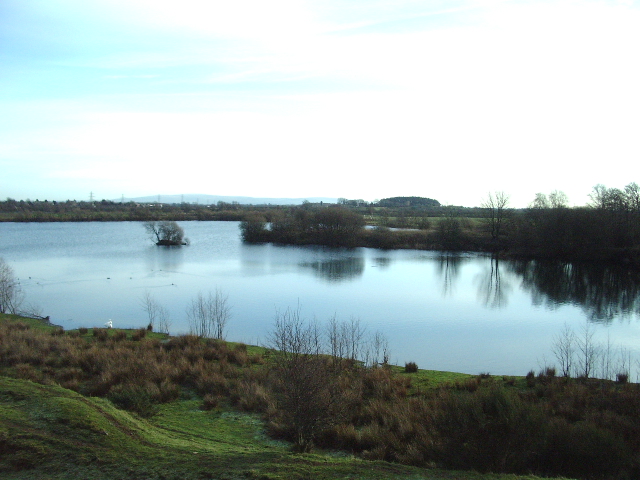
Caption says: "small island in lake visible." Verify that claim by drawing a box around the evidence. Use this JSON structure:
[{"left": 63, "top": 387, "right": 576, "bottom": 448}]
[{"left": 144, "top": 220, "right": 188, "bottom": 246}]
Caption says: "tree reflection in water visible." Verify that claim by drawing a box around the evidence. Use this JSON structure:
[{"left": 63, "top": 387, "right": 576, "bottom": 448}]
[
  {"left": 509, "top": 260, "right": 640, "bottom": 323},
  {"left": 435, "top": 254, "right": 463, "bottom": 297},
  {"left": 299, "top": 256, "right": 365, "bottom": 282},
  {"left": 476, "top": 257, "right": 512, "bottom": 309}
]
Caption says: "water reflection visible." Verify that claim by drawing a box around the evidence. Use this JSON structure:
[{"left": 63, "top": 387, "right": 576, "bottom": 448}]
[
  {"left": 476, "top": 258, "right": 512, "bottom": 309},
  {"left": 144, "top": 245, "right": 186, "bottom": 273},
  {"left": 510, "top": 260, "right": 640, "bottom": 323},
  {"left": 435, "top": 254, "right": 464, "bottom": 297},
  {"left": 299, "top": 256, "right": 365, "bottom": 282},
  {"left": 372, "top": 257, "right": 393, "bottom": 269}
]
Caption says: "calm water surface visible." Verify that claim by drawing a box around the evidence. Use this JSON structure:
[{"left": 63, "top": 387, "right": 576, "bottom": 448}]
[{"left": 1, "top": 221, "right": 640, "bottom": 376}]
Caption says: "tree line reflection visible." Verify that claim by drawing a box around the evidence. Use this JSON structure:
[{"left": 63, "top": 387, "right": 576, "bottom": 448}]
[
  {"left": 298, "top": 252, "right": 640, "bottom": 323},
  {"left": 439, "top": 255, "right": 640, "bottom": 322},
  {"left": 510, "top": 260, "right": 640, "bottom": 322}
]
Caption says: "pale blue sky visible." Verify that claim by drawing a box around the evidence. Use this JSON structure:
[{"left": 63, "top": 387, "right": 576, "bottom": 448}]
[{"left": 1, "top": 0, "right": 639, "bottom": 207}]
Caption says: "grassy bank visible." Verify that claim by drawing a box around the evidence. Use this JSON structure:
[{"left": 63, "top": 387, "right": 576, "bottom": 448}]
[{"left": 0, "top": 313, "right": 609, "bottom": 480}]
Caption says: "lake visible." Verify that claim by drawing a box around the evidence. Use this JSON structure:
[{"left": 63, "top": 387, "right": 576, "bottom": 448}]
[{"left": 1, "top": 220, "right": 640, "bottom": 377}]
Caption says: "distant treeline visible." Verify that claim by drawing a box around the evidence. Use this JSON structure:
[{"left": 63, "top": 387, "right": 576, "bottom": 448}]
[
  {"left": 241, "top": 183, "right": 640, "bottom": 265},
  {"left": 376, "top": 196, "right": 441, "bottom": 208},
  {"left": 0, "top": 196, "right": 464, "bottom": 223},
  {"left": 0, "top": 199, "right": 260, "bottom": 222},
  {"left": 4, "top": 185, "right": 640, "bottom": 265}
]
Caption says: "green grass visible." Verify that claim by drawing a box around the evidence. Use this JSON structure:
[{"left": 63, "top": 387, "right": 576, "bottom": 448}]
[
  {"left": 392, "top": 365, "right": 474, "bottom": 391},
  {"left": 0, "top": 313, "right": 55, "bottom": 331}
]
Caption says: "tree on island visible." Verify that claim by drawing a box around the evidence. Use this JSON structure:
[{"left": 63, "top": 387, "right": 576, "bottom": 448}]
[{"left": 144, "top": 221, "right": 187, "bottom": 246}]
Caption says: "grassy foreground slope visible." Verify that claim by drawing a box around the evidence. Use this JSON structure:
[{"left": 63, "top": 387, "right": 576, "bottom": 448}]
[
  {"left": 0, "top": 376, "right": 561, "bottom": 480},
  {"left": 0, "top": 313, "right": 575, "bottom": 479}
]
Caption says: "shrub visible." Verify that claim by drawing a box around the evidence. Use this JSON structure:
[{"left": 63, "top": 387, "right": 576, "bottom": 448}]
[
  {"left": 166, "top": 334, "right": 201, "bottom": 350},
  {"left": 249, "top": 353, "right": 264, "bottom": 365},
  {"left": 456, "top": 377, "right": 479, "bottom": 392},
  {"left": 107, "top": 382, "right": 160, "bottom": 417},
  {"left": 78, "top": 327, "right": 88, "bottom": 335},
  {"left": 201, "top": 393, "right": 220, "bottom": 411},
  {"left": 232, "top": 380, "right": 272, "bottom": 412},
  {"left": 54, "top": 367, "right": 84, "bottom": 384},
  {"left": 616, "top": 372, "right": 629, "bottom": 384},
  {"left": 158, "top": 379, "right": 181, "bottom": 403},
  {"left": 131, "top": 328, "right": 147, "bottom": 341},
  {"left": 195, "top": 371, "right": 228, "bottom": 397},
  {"left": 431, "top": 386, "right": 546, "bottom": 473},
  {"left": 6, "top": 322, "right": 30, "bottom": 331},
  {"left": 92, "top": 328, "right": 109, "bottom": 341},
  {"left": 226, "top": 348, "right": 248, "bottom": 366},
  {"left": 404, "top": 361, "right": 418, "bottom": 373},
  {"left": 14, "top": 363, "right": 42, "bottom": 382},
  {"left": 540, "top": 418, "right": 631, "bottom": 479},
  {"left": 526, "top": 370, "right": 536, "bottom": 387},
  {"left": 112, "top": 330, "right": 127, "bottom": 342}
]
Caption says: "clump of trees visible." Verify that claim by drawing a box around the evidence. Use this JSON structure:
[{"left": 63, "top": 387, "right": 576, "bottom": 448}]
[
  {"left": 144, "top": 221, "right": 187, "bottom": 246},
  {"left": 511, "top": 183, "right": 640, "bottom": 263},
  {"left": 241, "top": 206, "right": 365, "bottom": 247},
  {"left": 377, "top": 196, "right": 441, "bottom": 208}
]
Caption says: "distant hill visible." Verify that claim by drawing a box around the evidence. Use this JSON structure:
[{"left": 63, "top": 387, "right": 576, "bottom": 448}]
[
  {"left": 120, "top": 194, "right": 338, "bottom": 205},
  {"left": 378, "top": 196, "right": 441, "bottom": 208}
]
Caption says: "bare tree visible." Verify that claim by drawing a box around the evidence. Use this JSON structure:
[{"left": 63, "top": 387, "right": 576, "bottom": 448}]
[
  {"left": 186, "top": 289, "right": 231, "bottom": 339},
  {"left": 141, "top": 291, "right": 172, "bottom": 334},
  {"left": 615, "top": 346, "right": 633, "bottom": 382},
  {"left": 268, "top": 307, "right": 343, "bottom": 452},
  {"left": 366, "top": 330, "right": 390, "bottom": 367},
  {"left": 576, "top": 322, "right": 599, "bottom": 378},
  {"left": 141, "top": 290, "right": 159, "bottom": 330},
  {"left": 345, "top": 316, "right": 366, "bottom": 362},
  {"left": 481, "top": 191, "right": 510, "bottom": 240},
  {"left": 157, "top": 305, "right": 172, "bottom": 335},
  {"left": 0, "top": 258, "right": 23, "bottom": 314},
  {"left": 327, "top": 314, "right": 347, "bottom": 362},
  {"left": 551, "top": 323, "right": 576, "bottom": 377},
  {"left": 326, "top": 315, "right": 367, "bottom": 363},
  {"left": 598, "top": 332, "right": 614, "bottom": 381}
]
